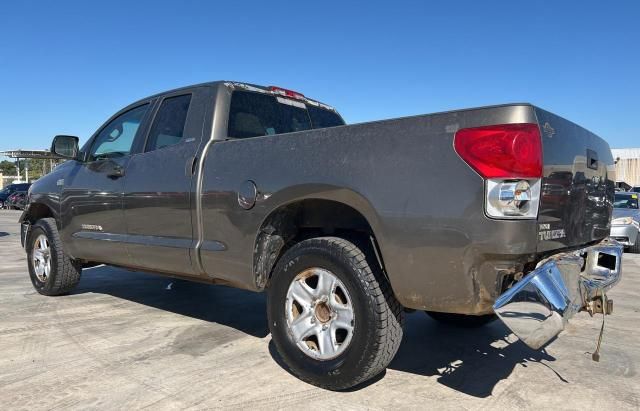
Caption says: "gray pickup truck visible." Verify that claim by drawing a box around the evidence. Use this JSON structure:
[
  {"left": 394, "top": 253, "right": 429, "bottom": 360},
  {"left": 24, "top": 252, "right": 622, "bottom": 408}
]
[{"left": 20, "top": 81, "right": 623, "bottom": 390}]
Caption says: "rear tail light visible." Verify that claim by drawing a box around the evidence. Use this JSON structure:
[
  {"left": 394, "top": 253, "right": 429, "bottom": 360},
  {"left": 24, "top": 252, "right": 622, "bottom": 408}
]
[
  {"left": 454, "top": 123, "right": 543, "bottom": 219},
  {"left": 454, "top": 123, "right": 542, "bottom": 178},
  {"left": 485, "top": 178, "right": 541, "bottom": 218}
]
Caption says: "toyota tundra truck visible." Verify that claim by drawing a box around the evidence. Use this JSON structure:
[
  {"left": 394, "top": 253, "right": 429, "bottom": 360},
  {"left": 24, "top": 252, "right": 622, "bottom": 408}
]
[{"left": 20, "top": 81, "right": 623, "bottom": 390}]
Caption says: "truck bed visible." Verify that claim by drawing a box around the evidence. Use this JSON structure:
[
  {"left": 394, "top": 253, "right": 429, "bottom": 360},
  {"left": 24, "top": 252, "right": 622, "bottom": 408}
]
[{"left": 197, "top": 103, "right": 614, "bottom": 314}]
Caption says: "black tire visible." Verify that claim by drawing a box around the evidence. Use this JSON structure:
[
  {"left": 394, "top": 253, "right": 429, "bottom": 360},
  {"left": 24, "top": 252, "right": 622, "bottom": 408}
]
[
  {"left": 425, "top": 311, "right": 496, "bottom": 327},
  {"left": 630, "top": 237, "right": 640, "bottom": 254},
  {"left": 267, "top": 237, "right": 404, "bottom": 390},
  {"left": 26, "top": 218, "right": 82, "bottom": 296}
]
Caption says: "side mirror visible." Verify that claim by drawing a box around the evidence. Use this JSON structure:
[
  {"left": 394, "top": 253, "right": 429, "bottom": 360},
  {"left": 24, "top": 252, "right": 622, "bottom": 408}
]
[{"left": 51, "top": 135, "right": 80, "bottom": 159}]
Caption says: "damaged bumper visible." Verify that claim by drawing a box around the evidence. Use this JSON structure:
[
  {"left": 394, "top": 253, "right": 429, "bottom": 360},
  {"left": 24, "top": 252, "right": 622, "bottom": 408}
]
[{"left": 493, "top": 240, "right": 623, "bottom": 350}]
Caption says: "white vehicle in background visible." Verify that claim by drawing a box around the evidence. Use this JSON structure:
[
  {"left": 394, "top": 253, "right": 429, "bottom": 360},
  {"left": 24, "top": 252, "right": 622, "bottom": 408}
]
[{"left": 610, "top": 192, "right": 640, "bottom": 253}]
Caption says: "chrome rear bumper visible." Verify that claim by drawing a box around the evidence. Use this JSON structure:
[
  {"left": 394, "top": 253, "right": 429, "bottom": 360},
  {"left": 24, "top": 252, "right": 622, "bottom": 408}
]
[{"left": 493, "top": 240, "right": 623, "bottom": 350}]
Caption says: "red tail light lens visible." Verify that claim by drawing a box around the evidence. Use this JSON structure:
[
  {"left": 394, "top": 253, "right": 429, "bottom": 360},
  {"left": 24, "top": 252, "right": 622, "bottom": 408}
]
[{"left": 454, "top": 123, "right": 542, "bottom": 178}]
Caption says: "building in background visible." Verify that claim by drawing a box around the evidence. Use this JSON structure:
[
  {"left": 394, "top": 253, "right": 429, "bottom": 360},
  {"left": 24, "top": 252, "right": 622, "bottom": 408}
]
[{"left": 612, "top": 148, "right": 640, "bottom": 187}]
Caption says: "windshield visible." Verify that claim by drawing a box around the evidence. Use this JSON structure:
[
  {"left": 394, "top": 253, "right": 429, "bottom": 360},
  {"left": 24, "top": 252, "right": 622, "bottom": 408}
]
[
  {"left": 614, "top": 194, "right": 639, "bottom": 209},
  {"left": 227, "top": 91, "right": 344, "bottom": 139}
]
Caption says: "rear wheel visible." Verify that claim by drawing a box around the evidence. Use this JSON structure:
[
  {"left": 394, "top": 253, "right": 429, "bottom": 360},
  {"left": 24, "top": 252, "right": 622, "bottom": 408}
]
[
  {"left": 26, "top": 218, "right": 82, "bottom": 296},
  {"left": 267, "top": 237, "right": 404, "bottom": 390},
  {"left": 425, "top": 311, "right": 496, "bottom": 327},
  {"left": 630, "top": 237, "right": 640, "bottom": 254}
]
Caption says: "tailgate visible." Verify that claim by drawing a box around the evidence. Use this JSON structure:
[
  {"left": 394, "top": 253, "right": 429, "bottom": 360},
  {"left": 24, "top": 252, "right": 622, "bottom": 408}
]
[{"left": 535, "top": 107, "right": 614, "bottom": 253}]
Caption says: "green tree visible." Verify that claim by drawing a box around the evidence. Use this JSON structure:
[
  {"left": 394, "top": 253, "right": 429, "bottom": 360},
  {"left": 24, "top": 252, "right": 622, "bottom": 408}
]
[
  {"left": 0, "top": 160, "right": 16, "bottom": 176},
  {"left": 25, "top": 158, "right": 52, "bottom": 180}
]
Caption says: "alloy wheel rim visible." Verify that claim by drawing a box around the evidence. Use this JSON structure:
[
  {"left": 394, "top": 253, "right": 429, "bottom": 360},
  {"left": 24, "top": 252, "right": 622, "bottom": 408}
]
[
  {"left": 285, "top": 268, "right": 355, "bottom": 360},
  {"left": 32, "top": 234, "right": 51, "bottom": 283}
]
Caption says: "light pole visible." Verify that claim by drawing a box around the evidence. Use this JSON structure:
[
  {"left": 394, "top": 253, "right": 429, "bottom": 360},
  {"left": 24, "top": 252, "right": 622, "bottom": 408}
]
[{"left": 15, "top": 157, "right": 21, "bottom": 182}]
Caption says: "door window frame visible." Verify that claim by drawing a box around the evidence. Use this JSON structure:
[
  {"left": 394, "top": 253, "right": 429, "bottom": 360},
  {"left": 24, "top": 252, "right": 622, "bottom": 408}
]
[
  {"left": 140, "top": 92, "right": 194, "bottom": 154},
  {"left": 82, "top": 100, "right": 156, "bottom": 163}
]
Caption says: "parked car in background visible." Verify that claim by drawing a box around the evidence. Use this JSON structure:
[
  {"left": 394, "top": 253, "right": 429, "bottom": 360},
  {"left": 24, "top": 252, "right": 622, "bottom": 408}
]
[
  {"left": 610, "top": 192, "right": 640, "bottom": 253},
  {"left": 0, "top": 183, "right": 31, "bottom": 209},
  {"left": 6, "top": 191, "right": 28, "bottom": 210},
  {"left": 631, "top": 186, "right": 640, "bottom": 193},
  {"left": 6, "top": 192, "right": 19, "bottom": 209}
]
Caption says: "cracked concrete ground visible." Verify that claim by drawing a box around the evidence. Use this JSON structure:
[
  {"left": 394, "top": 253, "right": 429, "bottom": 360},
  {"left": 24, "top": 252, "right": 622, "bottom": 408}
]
[{"left": 0, "top": 209, "right": 638, "bottom": 410}]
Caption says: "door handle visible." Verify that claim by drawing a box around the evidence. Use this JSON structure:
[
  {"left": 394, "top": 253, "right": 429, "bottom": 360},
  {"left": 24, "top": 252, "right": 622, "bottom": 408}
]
[{"left": 107, "top": 165, "right": 125, "bottom": 179}]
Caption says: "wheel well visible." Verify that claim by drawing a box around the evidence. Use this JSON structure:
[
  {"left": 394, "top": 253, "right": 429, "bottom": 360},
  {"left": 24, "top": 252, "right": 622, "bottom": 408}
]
[
  {"left": 253, "top": 199, "right": 384, "bottom": 289},
  {"left": 21, "top": 202, "right": 54, "bottom": 224}
]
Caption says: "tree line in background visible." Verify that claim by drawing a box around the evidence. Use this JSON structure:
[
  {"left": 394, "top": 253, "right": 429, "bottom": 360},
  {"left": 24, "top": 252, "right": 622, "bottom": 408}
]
[
  {"left": 0, "top": 158, "right": 61, "bottom": 181},
  {"left": 0, "top": 160, "right": 19, "bottom": 176}
]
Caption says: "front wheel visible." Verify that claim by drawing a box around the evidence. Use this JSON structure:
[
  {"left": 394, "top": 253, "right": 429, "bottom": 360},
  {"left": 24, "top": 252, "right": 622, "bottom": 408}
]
[
  {"left": 26, "top": 218, "right": 82, "bottom": 296},
  {"left": 629, "top": 237, "right": 640, "bottom": 254},
  {"left": 267, "top": 237, "right": 404, "bottom": 390}
]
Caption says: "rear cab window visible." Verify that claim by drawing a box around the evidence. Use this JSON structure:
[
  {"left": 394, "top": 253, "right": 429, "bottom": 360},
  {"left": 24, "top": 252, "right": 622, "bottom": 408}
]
[
  {"left": 227, "top": 90, "right": 344, "bottom": 139},
  {"left": 307, "top": 105, "right": 344, "bottom": 128}
]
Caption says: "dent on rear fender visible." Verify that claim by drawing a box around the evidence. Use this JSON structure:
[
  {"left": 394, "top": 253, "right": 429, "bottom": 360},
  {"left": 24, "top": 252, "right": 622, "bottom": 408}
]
[{"left": 398, "top": 254, "right": 528, "bottom": 315}]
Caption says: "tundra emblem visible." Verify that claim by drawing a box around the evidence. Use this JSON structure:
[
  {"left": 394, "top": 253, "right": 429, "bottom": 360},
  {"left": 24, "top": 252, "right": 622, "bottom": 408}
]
[
  {"left": 542, "top": 122, "right": 555, "bottom": 138},
  {"left": 538, "top": 223, "right": 566, "bottom": 241}
]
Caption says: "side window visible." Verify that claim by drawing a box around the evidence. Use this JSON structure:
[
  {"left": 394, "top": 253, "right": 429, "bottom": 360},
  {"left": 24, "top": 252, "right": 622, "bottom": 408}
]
[
  {"left": 89, "top": 104, "right": 149, "bottom": 161},
  {"left": 145, "top": 94, "right": 192, "bottom": 151}
]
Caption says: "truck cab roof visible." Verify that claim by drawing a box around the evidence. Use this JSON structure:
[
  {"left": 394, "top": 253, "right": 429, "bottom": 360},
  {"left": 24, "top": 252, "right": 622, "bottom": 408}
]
[{"left": 136, "top": 80, "right": 340, "bottom": 114}]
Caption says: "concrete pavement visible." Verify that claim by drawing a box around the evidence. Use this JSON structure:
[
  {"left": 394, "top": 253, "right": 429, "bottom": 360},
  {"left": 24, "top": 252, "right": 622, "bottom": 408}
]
[{"left": 0, "top": 209, "right": 638, "bottom": 410}]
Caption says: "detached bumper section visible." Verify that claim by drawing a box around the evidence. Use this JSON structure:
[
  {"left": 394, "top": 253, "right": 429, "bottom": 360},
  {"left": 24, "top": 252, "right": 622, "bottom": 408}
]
[{"left": 493, "top": 240, "right": 622, "bottom": 350}]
